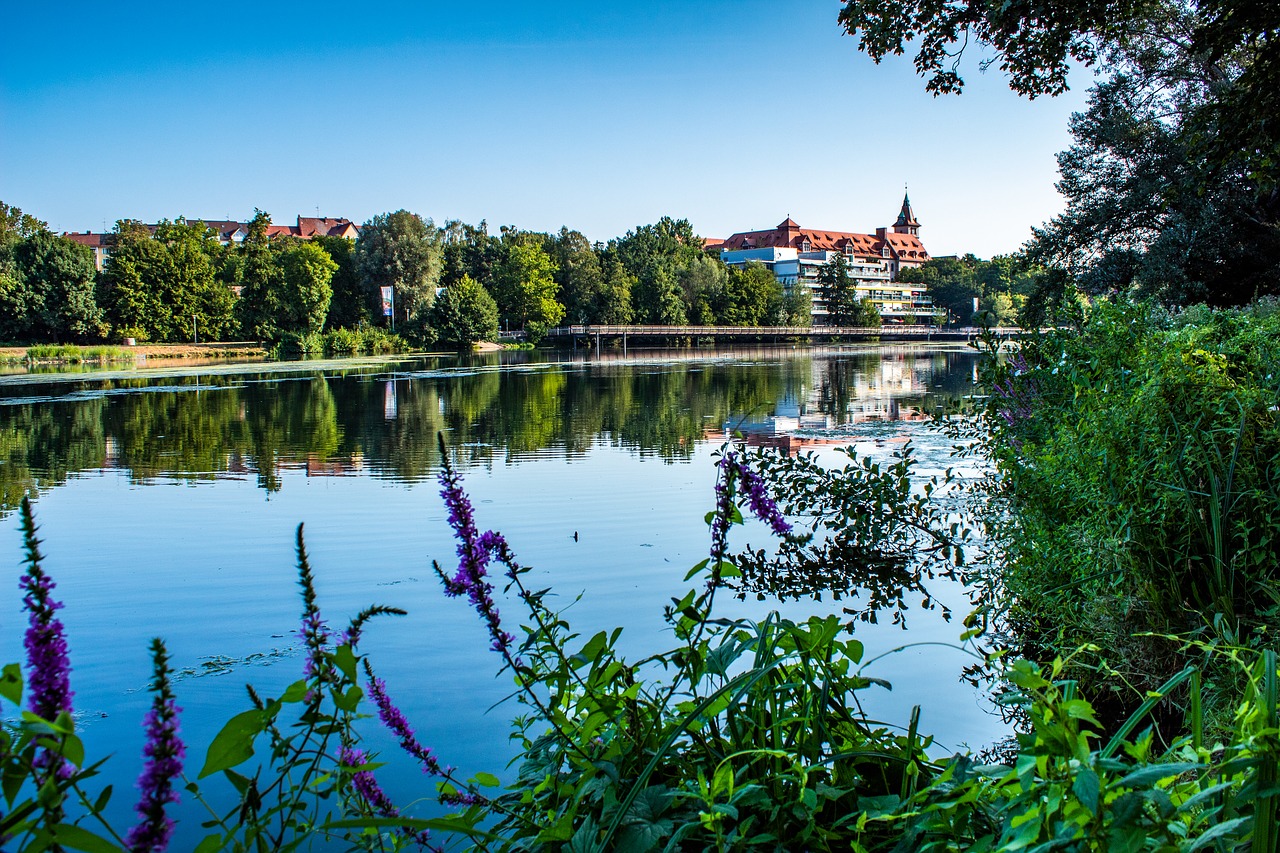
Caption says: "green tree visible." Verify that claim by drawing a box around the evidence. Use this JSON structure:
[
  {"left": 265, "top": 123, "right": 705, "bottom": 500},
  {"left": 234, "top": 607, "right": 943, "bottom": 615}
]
[
  {"left": 12, "top": 233, "right": 105, "bottom": 342},
  {"left": 428, "top": 274, "right": 500, "bottom": 347},
  {"left": 816, "top": 255, "right": 861, "bottom": 326},
  {"left": 1028, "top": 68, "right": 1280, "bottom": 306},
  {"left": 154, "top": 220, "right": 236, "bottom": 342},
  {"left": 441, "top": 220, "right": 503, "bottom": 290},
  {"left": 493, "top": 242, "right": 564, "bottom": 339},
  {"left": 356, "top": 210, "right": 444, "bottom": 341},
  {"left": 101, "top": 221, "right": 165, "bottom": 342},
  {"left": 0, "top": 204, "right": 50, "bottom": 342},
  {"left": 853, "top": 298, "right": 884, "bottom": 327},
  {"left": 720, "top": 263, "right": 783, "bottom": 325},
  {"left": 612, "top": 217, "right": 704, "bottom": 324},
  {"left": 977, "top": 292, "right": 1017, "bottom": 326},
  {"left": 676, "top": 254, "right": 727, "bottom": 325},
  {"left": 595, "top": 251, "right": 635, "bottom": 324},
  {"left": 276, "top": 241, "right": 337, "bottom": 337},
  {"left": 840, "top": 0, "right": 1280, "bottom": 309},
  {"left": 234, "top": 212, "right": 281, "bottom": 340},
  {"left": 545, "top": 227, "right": 607, "bottom": 325},
  {"left": 898, "top": 257, "right": 982, "bottom": 325},
  {"left": 782, "top": 284, "right": 813, "bottom": 326},
  {"left": 314, "top": 235, "right": 367, "bottom": 330}
]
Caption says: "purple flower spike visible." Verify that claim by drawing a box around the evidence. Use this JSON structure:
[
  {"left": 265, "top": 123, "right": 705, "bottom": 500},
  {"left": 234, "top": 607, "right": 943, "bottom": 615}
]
[
  {"left": 340, "top": 746, "right": 434, "bottom": 849},
  {"left": 19, "top": 501, "right": 73, "bottom": 724},
  {"left": 733, "top": 462, "right": 792, "bottom": 537},
  {"left": 709, "top": 448, "right": 792, "bottom": 566},
  {"left": 366, "top": 671, "right": 444, "bottom": 777},
  {"left": 125, "top": 638, "right": 185, "bottom": 853},
  {"left": 437, "top": 457, "right": 516, "bottom": 658}
]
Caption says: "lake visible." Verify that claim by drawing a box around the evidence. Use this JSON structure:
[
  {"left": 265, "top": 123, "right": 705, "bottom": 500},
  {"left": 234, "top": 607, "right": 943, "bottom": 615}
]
[{"left": 0, "top": 343, "right": 1002, "bottom": 840}]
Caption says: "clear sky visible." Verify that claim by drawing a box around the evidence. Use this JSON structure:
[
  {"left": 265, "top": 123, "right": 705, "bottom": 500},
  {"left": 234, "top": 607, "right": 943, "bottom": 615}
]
[{"left": 1, "top": 1, "right": 1090, "bottom": 259}]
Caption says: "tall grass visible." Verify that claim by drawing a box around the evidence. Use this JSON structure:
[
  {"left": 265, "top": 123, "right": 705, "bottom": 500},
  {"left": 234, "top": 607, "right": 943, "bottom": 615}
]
[{"left": 25, "top": 344, "right": 135, "bottom": 364}]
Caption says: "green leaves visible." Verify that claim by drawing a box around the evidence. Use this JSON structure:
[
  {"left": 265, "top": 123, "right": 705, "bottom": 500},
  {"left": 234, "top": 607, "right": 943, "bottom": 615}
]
[{"left": 199, "top": 708, "right": 263, "bottom": 778}]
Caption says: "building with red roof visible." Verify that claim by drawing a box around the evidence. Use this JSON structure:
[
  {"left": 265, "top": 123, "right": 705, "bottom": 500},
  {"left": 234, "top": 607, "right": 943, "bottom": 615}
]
[{"left": 718, "top": 194, "right": 935, "bottom": 324}]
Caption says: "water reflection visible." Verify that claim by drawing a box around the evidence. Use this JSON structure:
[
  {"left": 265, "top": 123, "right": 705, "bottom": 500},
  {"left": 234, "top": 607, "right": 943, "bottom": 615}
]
[{"left": 0, "top": 345, "right": 979, "bottom": 514}]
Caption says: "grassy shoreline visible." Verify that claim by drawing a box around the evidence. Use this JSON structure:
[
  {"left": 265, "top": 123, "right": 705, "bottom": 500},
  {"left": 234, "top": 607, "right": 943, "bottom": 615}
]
[{"left": 0, "top": 341, "right": 268, "bottom": 364}]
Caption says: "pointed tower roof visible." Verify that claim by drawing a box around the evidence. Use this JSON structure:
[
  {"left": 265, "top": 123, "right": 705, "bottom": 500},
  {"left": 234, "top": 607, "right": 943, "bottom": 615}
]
[{"left": 895, "top": 191, "right": 919, "bottom": 228}]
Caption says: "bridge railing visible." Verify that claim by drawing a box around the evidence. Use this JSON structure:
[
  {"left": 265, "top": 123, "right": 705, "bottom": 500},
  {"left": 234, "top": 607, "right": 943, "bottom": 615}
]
[{"left": 545, "top": 324, "right": 1022, "bottom": 337}]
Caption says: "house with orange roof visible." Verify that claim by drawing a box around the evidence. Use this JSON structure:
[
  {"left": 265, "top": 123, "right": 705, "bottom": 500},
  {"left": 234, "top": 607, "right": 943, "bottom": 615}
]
[{"left": 719, "top": 194, "right": 935, "bottom": 324}]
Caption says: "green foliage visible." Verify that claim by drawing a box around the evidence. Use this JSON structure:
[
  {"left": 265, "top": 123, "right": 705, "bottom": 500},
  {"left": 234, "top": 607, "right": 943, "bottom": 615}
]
[
  {"left": 972, "top": 300, "right": 1280, "bottom": 719},
  {"left": 1028, "top": 65, "right": 1280, "bottom": 307},
  {"left": 102, "top": 218, "right": 237, "bottom": 344},
  {"left": 719, "top": 263, "right": 783, "bottom": 326},
  {"left": 428, "top": 274, "right": 499, "bottom": 347},
  {"left": 781, "top": 283, "right": 813, "bottom": 327},
  {"left": 840, "top": 0, "right": 1280, "bottom": 309},
  {"left": 25, "top": 345, "right": 132, "bottom": 364},
  {"left": 899, "top": 254, "right": 1036, "bottom": 326},
  {"left": 356, "top": 210, "right": 444, "bottom": 342},
  {"left": 7, "top": 444, "right": 1280, "bottom": 851},
  {"left": 314, "top": 234, "right": 369, "bottom": 331},
  {"left": 12, "top": 232, "right": 105, "bottom": 342},
  {"left": 275, "top": 240, "right": 336, "bottom": 337},
  {"left": 492, "top": 242, "right": 564, "bottom": 340},
  {"left": 269, "top": 326, "right": 408, "bottom": 359},
  {"left": 816, "top": 254, "right": 861, "bottom": 326},
  {"left": 545, "top": 227, "right": 607, "bottom": 325},
  {"left": 612, "top": 217, "right": 707, "bottom": 324}
]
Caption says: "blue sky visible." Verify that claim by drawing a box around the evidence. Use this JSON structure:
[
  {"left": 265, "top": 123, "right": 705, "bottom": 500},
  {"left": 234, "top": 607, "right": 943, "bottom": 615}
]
[{"left": 1, "top": 1, "right": 1090, "bottom": 258}]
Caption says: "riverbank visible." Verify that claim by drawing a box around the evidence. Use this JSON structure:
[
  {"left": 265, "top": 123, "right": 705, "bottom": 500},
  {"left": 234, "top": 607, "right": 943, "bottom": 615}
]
[{"left": 0, "top": 341, "right": 268, "bottom": 362}]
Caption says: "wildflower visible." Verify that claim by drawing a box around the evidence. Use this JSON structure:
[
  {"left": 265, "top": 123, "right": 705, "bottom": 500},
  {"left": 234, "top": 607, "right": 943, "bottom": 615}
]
[
  {"left": 339, "top": 746, "right": 434, "bottom": 849},
  {"left": 294, "top": 524, "right": 333, "bottom": 691},
  {"left": 734, "top": 462, "right": 792, "bottom": 538},
  {"left": 365, "top": 665, "right": 444, "bottom": 776},
  {"left": 125, "top": 638, "right": 185, "bottom": 853},
  {"left": 19, "top": 498, "right": 73, "bottom": 782},
  {"left": 710, "top": 448, "right": 793, "bottom": 565},
  {"left": 437, "top": 453, "right": 516, "bottom": 657},
  {"left": 709, "top": 450, "right": 737, "bottom": 563}
]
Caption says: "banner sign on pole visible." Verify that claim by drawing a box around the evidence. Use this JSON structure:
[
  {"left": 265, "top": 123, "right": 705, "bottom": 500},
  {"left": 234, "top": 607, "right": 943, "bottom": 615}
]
[{"left": 381, "top": 287, "right": 394, "bottom": 317}]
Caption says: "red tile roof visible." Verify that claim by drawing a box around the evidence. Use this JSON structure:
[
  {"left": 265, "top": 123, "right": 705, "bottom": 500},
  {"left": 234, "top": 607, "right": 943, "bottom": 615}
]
[
  {"left": 721, "top": 217, "right": 929, "bottom": 265},
  {"left": 62, "top": 232, "right": 110, "bottom": 248}
]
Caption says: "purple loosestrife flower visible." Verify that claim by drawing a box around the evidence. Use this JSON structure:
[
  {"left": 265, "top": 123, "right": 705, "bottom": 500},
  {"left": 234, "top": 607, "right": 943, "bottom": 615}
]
[
  {"left": 366, "top": 668, "right": 444, "bottom": 777},
  {"left": 709, "top": 450, "right": 737, "bottom": 563},
  {"left": 340, "top": 747, "right": 434, "bottom": 849},
  {"left": 294, "top": 524, "right": 335, "bottom": 692},
  {"left": 733, "top": 462, "right": 792, "bottom": 538},
  {"left": 125, "top": 639, "right": 185, "bottom": 853},
  {"left": 709, "top": 447, "right": 792, "bottom": 566},
  {"left": 19, "top": 499, "right": 73, "bottom": 723},
  {"left": 437, "top": 457, "right": 516, "bottom": 657}
]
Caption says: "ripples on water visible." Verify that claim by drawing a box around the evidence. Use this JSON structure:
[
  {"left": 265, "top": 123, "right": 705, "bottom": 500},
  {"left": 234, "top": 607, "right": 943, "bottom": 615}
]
[{"left": 0, "top": 344, "right": 1000, "bottom": 839}]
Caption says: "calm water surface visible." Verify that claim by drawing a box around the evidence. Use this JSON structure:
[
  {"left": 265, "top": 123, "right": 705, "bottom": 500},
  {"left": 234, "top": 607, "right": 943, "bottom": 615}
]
[{"left": 0, "top": 344, "right": 998, "bottom": 839}]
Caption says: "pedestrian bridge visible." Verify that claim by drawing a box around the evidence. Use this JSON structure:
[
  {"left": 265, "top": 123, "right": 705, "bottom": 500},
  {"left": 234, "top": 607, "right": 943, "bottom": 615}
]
[{"left": 544, "top": 324, "right": 1021, "bottom": 344}]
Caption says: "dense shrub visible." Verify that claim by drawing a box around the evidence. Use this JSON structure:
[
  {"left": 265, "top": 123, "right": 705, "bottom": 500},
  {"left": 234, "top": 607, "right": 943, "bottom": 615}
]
[{"left": 974, "top": 300, "right": 1280, "bottom": 719}]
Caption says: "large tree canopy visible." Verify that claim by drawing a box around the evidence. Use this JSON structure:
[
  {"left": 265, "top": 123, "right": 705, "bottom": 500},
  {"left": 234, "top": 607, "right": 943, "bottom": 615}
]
[
  {"left": 840, "top": 0, "right": 1280, "bottom": 309},
  {"left": 356, "top": 210, "right": 444, "bottom": 341}
]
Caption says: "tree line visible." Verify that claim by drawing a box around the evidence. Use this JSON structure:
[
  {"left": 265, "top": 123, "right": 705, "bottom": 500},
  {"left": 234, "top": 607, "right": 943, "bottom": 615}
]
[{"left": 0, "top": 205, "right": 816, "bottom": 349}]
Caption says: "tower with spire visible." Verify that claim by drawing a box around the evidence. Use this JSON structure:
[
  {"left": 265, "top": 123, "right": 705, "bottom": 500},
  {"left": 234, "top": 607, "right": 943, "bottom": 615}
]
[{"left": 892, "top": 189, "right": 920, "bottom": 237}]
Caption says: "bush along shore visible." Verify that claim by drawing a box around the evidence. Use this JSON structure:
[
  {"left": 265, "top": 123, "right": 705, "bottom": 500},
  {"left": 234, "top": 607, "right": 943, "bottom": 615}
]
[{"left": 5, "top": 304, "right": 1280, "bottom": 851}]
